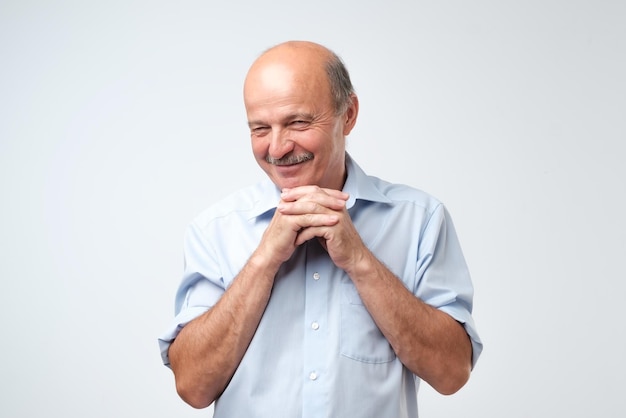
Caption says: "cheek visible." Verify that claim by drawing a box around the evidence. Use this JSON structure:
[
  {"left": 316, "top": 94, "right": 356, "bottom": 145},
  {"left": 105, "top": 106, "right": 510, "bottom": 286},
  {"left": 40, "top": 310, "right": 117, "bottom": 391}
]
[
  {"left": 251, "top": 137, "right": 267, "bottom": 160},
  {"left": 294, "top": 130, "right": 327, "bottom": 153}
]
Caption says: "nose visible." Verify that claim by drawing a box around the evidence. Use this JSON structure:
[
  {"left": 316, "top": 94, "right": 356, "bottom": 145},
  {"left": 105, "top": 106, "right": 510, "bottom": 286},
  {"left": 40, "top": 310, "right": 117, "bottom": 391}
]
[{"left": 268, "top": 128, "right": 294, "bottom": 159}]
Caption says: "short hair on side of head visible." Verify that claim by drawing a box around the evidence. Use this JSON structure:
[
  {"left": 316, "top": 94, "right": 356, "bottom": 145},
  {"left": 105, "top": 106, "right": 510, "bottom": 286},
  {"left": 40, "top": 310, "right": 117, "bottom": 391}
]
[{"left": 325, "top": 52, "right": 355, "bottom": 115}]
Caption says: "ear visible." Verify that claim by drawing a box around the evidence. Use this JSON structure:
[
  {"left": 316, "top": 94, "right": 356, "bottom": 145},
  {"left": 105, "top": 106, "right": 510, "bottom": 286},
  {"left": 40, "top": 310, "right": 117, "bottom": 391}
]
[{"left": 342, "top": 94, "right": 359, "bottom": 136}]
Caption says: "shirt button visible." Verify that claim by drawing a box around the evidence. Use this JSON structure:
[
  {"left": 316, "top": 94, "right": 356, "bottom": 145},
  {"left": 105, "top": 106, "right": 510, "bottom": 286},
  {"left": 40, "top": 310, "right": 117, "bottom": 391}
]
[
  {"left": 309, "top": 372, "right": 318, "bottom": 381},
  {"left": 311, "top": 322, "right": 319, "bottom": 330},
  {"left": 313, "top": 272, "right": 320, "bottom": 280}
]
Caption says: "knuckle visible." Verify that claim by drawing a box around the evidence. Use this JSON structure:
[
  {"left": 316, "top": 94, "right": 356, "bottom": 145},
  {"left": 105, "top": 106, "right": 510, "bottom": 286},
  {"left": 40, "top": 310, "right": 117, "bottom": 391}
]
[{"left": 309, "top": 202, "right": 321, "bottom": 213}]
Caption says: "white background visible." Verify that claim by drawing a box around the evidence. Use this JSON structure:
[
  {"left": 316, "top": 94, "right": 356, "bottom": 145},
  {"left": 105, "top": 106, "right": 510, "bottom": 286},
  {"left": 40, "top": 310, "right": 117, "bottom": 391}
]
[{"left": 1, "top": 1, "right": 624, "bottom": 417}]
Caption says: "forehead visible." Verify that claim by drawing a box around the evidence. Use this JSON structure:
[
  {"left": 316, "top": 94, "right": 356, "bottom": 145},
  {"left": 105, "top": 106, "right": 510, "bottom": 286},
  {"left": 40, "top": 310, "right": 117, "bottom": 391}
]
[{"left": 244, "top": 60, "right": 333, "bottom": 119}]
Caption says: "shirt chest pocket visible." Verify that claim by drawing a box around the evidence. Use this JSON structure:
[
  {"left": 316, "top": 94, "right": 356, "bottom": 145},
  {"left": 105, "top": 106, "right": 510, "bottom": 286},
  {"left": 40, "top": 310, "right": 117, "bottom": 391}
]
[{"left": 340, "top": 283, "right": 397, "bottom": 363}]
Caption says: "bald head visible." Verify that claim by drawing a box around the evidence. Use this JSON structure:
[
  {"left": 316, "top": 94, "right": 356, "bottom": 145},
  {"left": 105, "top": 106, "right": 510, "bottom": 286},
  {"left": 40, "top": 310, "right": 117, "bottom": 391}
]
[{"left": 244, "top": 41, "right": 354, "bottom": 115}]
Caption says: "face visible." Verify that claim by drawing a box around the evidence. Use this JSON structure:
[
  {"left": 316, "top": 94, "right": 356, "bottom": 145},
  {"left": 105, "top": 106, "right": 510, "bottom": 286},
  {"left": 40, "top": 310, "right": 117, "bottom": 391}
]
[{"left": 243, "top": 48, "right": 357, "bottom": 191}]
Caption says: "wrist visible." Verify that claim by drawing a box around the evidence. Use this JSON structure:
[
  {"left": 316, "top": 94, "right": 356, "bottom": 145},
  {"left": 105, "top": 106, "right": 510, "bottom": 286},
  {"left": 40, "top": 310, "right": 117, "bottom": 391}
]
[
  {"left": 342, "top": 247, "right": 377, "bottom": 279},
  {"left": 247, "top": 248, "right": 283, "bottom": 281}
]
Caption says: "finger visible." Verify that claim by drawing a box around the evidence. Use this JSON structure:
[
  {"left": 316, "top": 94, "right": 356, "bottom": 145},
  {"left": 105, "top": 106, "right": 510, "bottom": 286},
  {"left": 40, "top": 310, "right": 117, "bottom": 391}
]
[
  {"left": 319, "top": 188, "right": 350, "bottom": 200},
  {"left": 281, "top": 186, "right": 349, "bottom": 202},
  {"left": 293, "top": 213, "right": 340, "bottom": 232},
  {"left": 278, "top": 192, "right": 348, "bottom": 213},
  {"left": 295, "top": 225, "right": 329, "bottom": 247},
  {"left": 278, "top": 198, "right": 346, "bottom": 215}
]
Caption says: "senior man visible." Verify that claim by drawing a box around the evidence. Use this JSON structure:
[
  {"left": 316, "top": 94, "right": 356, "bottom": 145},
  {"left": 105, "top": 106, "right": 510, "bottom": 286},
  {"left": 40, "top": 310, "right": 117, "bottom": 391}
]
[{"left": 159, "top": 40, "right": 482, "bottom": 418}]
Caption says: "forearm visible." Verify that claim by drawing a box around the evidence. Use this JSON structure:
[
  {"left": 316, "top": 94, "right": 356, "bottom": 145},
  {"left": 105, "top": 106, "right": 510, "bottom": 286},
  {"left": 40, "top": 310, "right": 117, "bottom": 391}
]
[
  {"left": 168, "top": 251, "right": 279, "bottom": 408},
  {"left": 346, "top": 250, "right": 472, "bottom": 395}
]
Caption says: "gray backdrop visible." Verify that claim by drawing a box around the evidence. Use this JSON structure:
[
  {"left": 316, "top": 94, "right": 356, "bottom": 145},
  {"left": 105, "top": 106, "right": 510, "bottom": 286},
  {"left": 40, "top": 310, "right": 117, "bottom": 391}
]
[{"left": 1, "top": 1, "right": 624, "bottom": 417}]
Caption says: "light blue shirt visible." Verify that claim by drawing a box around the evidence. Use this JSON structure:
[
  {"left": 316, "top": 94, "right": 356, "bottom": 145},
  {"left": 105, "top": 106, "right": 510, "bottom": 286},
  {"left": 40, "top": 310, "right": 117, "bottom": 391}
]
[{"left": 159, "top": 154, "right": 482, "bottom": 418}]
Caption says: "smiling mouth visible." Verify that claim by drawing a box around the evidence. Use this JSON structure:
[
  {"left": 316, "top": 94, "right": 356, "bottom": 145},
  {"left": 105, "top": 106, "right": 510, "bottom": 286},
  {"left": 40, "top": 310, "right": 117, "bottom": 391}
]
[{"left": 266, "top": 152, "right": 314, "bottom": 166}]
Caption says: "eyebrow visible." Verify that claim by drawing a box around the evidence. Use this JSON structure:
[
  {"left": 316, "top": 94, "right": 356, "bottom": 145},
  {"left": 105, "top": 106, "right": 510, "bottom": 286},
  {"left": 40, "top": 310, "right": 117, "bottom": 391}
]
[
  {"left": 247, "top": 112, "right": 317, "bottom": 129},
  {"left": 247, "top": 120, "right": 265, "bottom": 128},
  {"left": 288, "top": 112, "right": 315, "bottom": 121}
]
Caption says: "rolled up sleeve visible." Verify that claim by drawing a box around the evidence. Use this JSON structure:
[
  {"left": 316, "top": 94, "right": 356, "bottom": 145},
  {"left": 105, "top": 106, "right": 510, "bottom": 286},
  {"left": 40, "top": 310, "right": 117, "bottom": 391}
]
[
  {"left": 415, "top": 204, "right": 483, "bottom": 368},
  {"left": 158, "top": 221, "right": 225, "bottom": 367}
]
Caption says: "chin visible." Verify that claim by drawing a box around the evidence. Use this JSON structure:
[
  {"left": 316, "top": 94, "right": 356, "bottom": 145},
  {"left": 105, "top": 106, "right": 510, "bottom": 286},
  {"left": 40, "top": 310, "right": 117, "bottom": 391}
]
[
  {"left": 267, "top": 170, "right": 313, "bottom": 189},
  {"left": 275, "top": 178, "right": 305, "bottom": 189}
]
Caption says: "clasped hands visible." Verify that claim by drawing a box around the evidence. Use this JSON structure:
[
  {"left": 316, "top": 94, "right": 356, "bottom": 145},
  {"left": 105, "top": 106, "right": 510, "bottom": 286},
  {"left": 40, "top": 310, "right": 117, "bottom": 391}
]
[{"left": 261, "top": 185, "right": 365, "bottom": 271}]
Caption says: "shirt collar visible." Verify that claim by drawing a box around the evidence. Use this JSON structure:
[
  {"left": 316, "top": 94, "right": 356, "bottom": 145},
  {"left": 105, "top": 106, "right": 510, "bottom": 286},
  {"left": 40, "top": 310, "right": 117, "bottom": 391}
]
[
  {"left": 343, "top": 153, "right": 392, "bottom": 209},
  {"left": 248, "top": 153, "right": 392, "bottom": 219}
]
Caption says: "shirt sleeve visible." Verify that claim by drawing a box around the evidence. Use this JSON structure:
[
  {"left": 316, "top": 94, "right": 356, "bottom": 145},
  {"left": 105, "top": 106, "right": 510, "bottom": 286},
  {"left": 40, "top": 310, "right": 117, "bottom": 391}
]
[
  {"left": 414, "top": 203, "right": 483, "bottom": 368},
  {"left": 158, "top": 221, "right": 226, "bottom": 367}
]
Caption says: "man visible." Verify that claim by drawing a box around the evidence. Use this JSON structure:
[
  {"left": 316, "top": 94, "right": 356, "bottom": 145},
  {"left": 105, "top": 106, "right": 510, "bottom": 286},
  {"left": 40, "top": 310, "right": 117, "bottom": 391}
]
[{"left": 159, "top": 40, "right": 482, "bottom": 417}]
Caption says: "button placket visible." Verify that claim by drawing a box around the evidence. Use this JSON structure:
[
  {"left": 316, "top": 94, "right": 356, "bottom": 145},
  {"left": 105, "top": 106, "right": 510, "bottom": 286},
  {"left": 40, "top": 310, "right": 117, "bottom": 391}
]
[{"left": 302, "top": 241, "right": 330, "bottom": 416}]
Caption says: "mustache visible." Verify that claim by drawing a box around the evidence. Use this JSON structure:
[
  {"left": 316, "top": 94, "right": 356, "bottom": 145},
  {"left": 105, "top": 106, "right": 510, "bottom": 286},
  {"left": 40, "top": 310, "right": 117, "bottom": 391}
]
[{"left": 265, "top": 152, "right": 314, "bottom": 166}]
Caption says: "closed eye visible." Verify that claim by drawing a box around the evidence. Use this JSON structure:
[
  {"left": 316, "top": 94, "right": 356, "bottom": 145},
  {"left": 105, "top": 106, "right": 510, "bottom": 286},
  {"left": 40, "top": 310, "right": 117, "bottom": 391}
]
[
  {"left": 289, "top": 120, "right": 310, "bottom": 128},
  {"left": 250, "top": 126, "right": 270, "bottom": 136}
]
